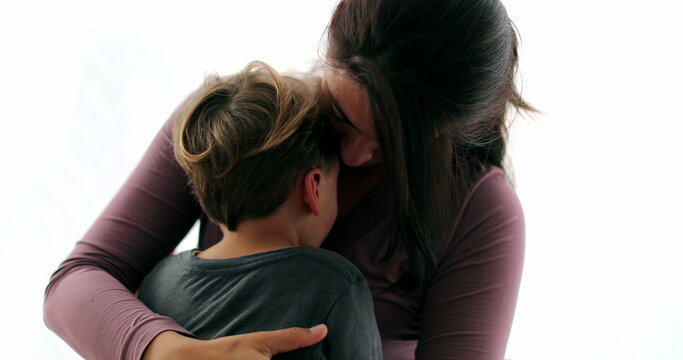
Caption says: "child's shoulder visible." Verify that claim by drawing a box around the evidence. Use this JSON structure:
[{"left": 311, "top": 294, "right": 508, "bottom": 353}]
[{"left": 296, "top": 246, "right": 366, "bottom": 285}]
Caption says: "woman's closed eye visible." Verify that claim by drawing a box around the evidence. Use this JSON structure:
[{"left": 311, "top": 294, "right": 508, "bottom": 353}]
[
  {"left": 329, "top": 105, "right": 379, "bottom": 142},
  {"left": 331, "top": 106, "right": 360, "bottom": 131}
]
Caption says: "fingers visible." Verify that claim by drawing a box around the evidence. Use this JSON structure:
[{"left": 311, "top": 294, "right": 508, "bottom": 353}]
[{"left": 251, "top": 324, "right": 328, "bottom": 357}]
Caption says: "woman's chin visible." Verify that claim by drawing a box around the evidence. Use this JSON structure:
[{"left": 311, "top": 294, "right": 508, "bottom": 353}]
[
  {"left": 343, "top": 158, "right": 380, "bottom": 168},
  {"left": 341, "top": 151, "right": 383, "bottom": 168}
]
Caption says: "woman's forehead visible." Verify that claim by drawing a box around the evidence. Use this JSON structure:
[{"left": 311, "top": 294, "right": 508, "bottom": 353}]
[{"left": 322, "top": 68, "right": 376, "bottom": 137}]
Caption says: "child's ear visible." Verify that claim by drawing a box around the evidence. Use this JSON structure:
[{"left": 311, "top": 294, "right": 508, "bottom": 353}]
[{"left": 302, "top": 168, "right": 322, "bottom": 216}]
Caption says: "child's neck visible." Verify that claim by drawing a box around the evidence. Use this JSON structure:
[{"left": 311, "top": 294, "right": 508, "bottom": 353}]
[{"left": 196, "top": 219, "right": 306, "bottom": 260}]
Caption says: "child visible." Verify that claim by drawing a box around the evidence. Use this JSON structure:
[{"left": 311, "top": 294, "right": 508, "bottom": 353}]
[{"left": 137, "top": 61, "right": 382, "bottom": 359}]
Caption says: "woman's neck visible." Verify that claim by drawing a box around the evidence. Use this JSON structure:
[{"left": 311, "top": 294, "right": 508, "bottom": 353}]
[{"left": 336, "top": 163, "right": 385, "bottom": 217}]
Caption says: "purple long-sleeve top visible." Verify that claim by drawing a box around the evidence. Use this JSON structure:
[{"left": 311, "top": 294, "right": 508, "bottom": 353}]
[{"left": 44, "top": 108, "right": 524, "bottom": 360}]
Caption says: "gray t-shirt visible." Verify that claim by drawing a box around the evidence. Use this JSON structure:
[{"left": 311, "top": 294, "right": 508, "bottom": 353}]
[{"left": 138, "top": 246, "right": 382, "bottom": 359}]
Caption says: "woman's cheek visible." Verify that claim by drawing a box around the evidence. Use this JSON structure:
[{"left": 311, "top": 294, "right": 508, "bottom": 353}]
[{"left": 338, "top": 136, "right": 355, "bottom": 166}]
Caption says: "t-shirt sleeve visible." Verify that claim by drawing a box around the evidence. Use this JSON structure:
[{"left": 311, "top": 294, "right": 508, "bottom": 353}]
[
  {"left": 416, "top": 170, "right": 525, "bottom": 360},
  {"left": 324, "top": 279, "right": 384, "bottom": 360},
  {"left": 43, "top": 108, "right": 200, "bottom": 360}
]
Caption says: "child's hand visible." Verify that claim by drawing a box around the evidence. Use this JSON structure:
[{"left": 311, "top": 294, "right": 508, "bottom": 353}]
[{"left": 142, "top": 324, "right": 328, "bottom": 360}]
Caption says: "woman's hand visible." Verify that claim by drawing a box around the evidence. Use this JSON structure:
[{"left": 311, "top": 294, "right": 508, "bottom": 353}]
[{"left": 142, "top": 325, "right": 328, "bottom": 360}]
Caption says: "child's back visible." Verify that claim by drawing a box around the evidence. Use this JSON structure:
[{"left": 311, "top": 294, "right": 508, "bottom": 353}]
[{"left": 139, "top": 246, "right": 380, "bottom": 359}]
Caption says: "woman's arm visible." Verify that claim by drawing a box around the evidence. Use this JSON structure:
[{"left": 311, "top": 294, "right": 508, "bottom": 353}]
[
  {"left": 142, "top": 326, "right": 329, "bottom": 360},
  {"left": 44, "top": 109, "right": 330, "bottom": 360},
  {"left": 416, "top": 168, "right": 525, "bottom": 360},
  {"left": 44, "top": 112, "right": 201, "bottom": 360}
]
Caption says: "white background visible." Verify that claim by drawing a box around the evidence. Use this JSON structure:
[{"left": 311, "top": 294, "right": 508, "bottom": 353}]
[{"left": 1, "top": 0, "right": 681, "bottom": 359}]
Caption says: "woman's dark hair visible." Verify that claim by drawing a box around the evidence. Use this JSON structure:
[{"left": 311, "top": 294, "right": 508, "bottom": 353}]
[{"left": 325, "top": 0, "right": 534, "bottom": 288}]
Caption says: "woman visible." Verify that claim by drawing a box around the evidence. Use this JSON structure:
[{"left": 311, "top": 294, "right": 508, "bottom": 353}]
[{"left": 44, "top": 0, "right": 532, "bottom": 359}]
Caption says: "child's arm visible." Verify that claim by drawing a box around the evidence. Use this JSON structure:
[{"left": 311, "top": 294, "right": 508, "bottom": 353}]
[{"left": 324, "top": 279, "right": 383, "bottom": 360}]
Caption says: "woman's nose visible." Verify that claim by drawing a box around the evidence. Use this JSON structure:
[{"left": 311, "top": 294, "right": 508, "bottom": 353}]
[{"left": 340, "top": 133, "right": 376, "bottom": 167}]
